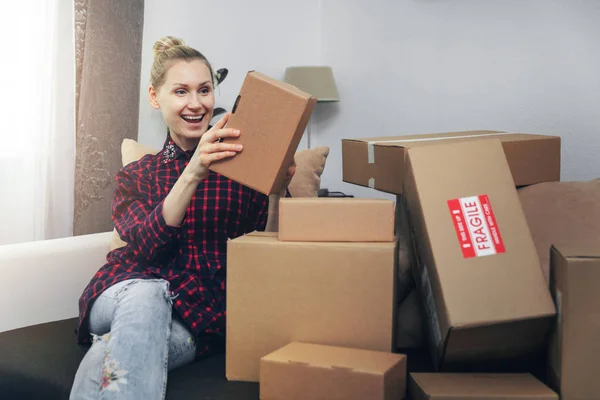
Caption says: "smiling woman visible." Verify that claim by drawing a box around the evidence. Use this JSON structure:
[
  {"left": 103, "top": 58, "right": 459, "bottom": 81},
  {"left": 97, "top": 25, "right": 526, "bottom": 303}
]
[
  {"left": 69, "top": 36, "right": 279, "bottom": 400},
  {"left": 0, "top": 1, "right": 75, "bottom": 245}
]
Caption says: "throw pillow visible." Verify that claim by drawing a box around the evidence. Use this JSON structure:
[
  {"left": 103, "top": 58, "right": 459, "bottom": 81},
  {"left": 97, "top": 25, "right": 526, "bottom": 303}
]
[
  {"left": 287, "top": 146, "right": 330, "bottom": 198},
  {"left": 121, "top": 138, "right": 158, "bottom": 166}
]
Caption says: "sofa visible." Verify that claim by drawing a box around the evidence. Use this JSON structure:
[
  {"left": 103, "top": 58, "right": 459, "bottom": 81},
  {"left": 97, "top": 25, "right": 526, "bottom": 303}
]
[
  {"left": 2, "top": 135, "right": 599, "bottom": 398},
  {"left": 0, "top": 142, "right": 332, "bottom": 399}
]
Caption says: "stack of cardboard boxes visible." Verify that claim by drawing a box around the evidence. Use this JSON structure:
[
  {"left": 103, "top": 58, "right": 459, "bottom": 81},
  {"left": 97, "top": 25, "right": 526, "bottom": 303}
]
[
  {"left": 214, "top": 71, "right": 600, "bottom": 399},
  {"left": 341, "top": 131, "right": 599, "bottom": 399},
  {"left": 214, "top": 72, "right": 405, "bottom": 398},
  {"left": 345, "top": 134, "right": 560, "bottom": 371}
]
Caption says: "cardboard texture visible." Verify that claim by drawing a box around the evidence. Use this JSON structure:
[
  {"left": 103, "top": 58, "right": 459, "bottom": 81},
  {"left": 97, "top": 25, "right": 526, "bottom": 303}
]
[
  {"left": 342, "top": 130, "right": 561, "bottom": 194},
  {"left": 260, "top": 342, "right": 407, "bottom": 400},
  {"left": 548, "top": 245, "right": 600, "bottom": 400},
  {"left": 278, "top": 198, "right": 395, "bottom": 242},
  {"left": 210, "top": 71, "right": 317, "bottom": 195},
  {"left": 226, "top": 232, "right": 397, "bottom": 382},
  {"left": 403, "top": 139, "right": 556, "bottom": 370},
  {"left": 409, "top": 373, "right": 558, "bottom": 400}
]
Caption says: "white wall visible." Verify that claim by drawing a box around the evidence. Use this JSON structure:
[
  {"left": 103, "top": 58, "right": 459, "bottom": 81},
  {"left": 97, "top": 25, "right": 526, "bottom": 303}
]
[
  {"left": 317, "top": 0, "right": 600, "bottom": 199},
  {"left": 139, "top": 1, "right": 600, "bottom": 200},
  {"left": 138, "top": 0, "right": 320, "bottom": 150}
]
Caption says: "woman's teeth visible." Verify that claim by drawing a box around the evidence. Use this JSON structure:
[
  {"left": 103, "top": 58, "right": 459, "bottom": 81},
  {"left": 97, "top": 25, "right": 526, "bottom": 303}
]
[{"left": 182, "top": 115, "right": 204, "bottom": 122}]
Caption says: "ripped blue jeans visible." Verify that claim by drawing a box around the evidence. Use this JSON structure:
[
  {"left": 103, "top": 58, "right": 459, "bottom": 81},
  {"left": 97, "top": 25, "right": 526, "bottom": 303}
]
[{"left": 70, "top": 279, "right": 196, "bottom": 400}]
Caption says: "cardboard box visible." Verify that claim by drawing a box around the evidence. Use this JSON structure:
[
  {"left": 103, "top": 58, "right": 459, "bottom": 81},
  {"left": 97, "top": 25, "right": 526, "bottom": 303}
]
[
  {"left": 342, "top": 130, "right": 561, "bottom": 194},
  {"left": 210, "top": 71, "right": 317, "bottom": 195},
  {"left": 278, "top": 198, "right": 395, "bottom": 242},
  {"left": 226, "top": 232, "right": 397, "bottom": 382},
  {"left": 409, "top": 373, "right": 558, "bottom": 400},
  {"left": 260, "top": 342, "right": 407, "bottom": 400},
  {"left": 403, "top": 139, "right": 556, "bottom": 370},
  {"left": 548, "top": 245, "right": 600, "bottom": 399}
]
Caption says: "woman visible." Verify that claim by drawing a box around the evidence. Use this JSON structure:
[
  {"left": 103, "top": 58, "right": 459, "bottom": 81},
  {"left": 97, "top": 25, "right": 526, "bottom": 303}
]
[{"left": 70, "top": 36, "right": 294, "bottom": 399}]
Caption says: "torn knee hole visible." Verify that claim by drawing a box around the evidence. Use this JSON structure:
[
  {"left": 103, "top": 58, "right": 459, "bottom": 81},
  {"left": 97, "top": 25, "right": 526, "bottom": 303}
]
[
  {"left": 91, "top": 332, "right": 111, "bottom": 344},
  {"left": 166, "top": 289, "right": 178, "bottom": 306}
]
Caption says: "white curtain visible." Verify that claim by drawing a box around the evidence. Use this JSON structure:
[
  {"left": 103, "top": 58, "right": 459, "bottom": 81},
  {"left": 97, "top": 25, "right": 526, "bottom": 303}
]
[{"left": 0, "top": 0, "right": 75, "bottom": 245}]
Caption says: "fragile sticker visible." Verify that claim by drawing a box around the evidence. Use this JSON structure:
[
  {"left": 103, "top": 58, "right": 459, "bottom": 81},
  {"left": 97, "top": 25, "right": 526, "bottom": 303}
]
[{"left": 447, "top": 195, "right": 505, "bottom": 258}]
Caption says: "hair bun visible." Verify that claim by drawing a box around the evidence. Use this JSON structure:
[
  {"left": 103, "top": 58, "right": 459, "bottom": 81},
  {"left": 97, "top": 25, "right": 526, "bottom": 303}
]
[{"left": 153, "top": 36, "right": 184, "bottom": 58}]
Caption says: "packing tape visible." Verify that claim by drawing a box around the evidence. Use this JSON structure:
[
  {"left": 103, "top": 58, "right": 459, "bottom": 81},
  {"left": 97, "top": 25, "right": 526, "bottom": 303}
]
[
  {"left": 368, "top": 178, "right": 375, "bottom": 188},
  {"left": 367, "top": 132, "right": 515, "bottom": 164},
  {"left": 367, "top": 141, "right": 376, "bottom": 164}
]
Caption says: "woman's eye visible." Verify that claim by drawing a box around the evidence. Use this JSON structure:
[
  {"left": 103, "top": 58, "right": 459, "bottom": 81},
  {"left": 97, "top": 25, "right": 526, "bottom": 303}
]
[
  {"left": 200, "top": 87, "right": 210, "bottom": 94},
  {"left": 175, "top": 89, "right": 186, "bottom": 95}
]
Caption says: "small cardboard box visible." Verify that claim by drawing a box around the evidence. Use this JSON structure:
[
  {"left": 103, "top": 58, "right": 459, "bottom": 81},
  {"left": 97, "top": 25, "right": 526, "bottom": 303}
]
[
  {"left": 226, "top": 232, "right": 397, "bottom": 382},
  {"left": 342, "top": 130, "right": 561, "bottom": 194},
  {"left": 409, "top": 373, "right": 558, "bottom": 400},
  {"left": 403, "top": 139, "right": 556, "bottom": 370},
  {"left": 278, "top": 198, "right": 395, "bottom": 242},
  {"left": 548, "top": 245, "right": 600, "bottom": 399},
  {"left": 260, "top": 342, "right": 407, "bottom": 400},
  {"left": 210, "top": 71, "right": 317, "bottom": 195}
]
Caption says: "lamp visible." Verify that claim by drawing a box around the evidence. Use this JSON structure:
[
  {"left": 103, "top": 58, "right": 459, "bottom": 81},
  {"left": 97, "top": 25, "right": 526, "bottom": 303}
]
[{"left": 284, "top": 66, "right": 339, "bottom": 148}]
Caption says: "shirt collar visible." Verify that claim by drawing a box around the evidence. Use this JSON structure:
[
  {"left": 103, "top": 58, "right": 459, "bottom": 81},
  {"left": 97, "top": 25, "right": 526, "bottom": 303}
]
[{"left": 160, "top": 132, "right": 196, "bottom": 164}]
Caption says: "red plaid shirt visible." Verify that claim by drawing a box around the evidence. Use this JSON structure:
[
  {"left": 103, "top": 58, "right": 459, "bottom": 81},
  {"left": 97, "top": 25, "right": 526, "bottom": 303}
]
[{"left": 76, "top": 134, "right": 269, "bottom": 357}]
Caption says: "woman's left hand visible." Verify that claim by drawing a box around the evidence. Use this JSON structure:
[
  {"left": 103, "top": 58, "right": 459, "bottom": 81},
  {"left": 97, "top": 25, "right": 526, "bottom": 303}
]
[{"left": 283, "top": 160, "right": 296, "bottom": 189}]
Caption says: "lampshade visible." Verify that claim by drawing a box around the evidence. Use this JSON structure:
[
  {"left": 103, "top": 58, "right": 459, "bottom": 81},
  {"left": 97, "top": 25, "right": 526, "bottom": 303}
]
[{"left": 283, "top": 66, "right": 340, "bottom": 102}]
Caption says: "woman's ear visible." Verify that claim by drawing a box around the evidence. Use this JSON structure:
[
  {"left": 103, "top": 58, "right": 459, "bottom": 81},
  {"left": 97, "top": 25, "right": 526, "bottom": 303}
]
[{"left": 148, "top": 85, "right": 160, "bottom": 109}]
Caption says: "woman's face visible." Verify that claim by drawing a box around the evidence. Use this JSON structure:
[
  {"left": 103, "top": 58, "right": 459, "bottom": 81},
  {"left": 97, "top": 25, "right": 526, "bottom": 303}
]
[{"left": 149, "top": 59, "right": 215, "bottom": 151}]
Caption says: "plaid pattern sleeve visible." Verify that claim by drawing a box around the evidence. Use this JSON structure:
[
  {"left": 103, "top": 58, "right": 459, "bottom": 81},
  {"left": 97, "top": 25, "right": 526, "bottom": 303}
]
[
  {"left": 112, "top": 167, "right": 182, "bottom": 262},
  {"left": 246, "top": 189, "right": 269, "bottom": 232}
]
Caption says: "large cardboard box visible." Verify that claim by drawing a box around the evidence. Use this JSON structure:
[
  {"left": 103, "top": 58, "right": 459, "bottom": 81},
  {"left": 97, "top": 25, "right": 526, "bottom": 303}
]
[
  {"left": 342, "top": 130, "right": 561, "bottom": 194},
  {"left": 226, "top": 232, "right": 397, "bottom": 382},
  {"left": 409, "top": 373, "right": 558, "bottom": 400},
  {"left": 278, "top": 198, "right": 395, "bottom": 242},
  {"left": 403, "top": 139, "right": 556, "bottom": 370},
  {"left": 548, "top": 245, "right": 600, "bottom": 399},
  {"left": 210, "top": 71, "right": 317, "bottom": 195},
  {"left": 260, "top": 342, "right": 407, "bottom": 400}
]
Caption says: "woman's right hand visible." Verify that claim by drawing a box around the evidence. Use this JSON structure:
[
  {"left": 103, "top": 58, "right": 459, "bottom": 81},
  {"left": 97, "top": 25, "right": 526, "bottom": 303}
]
[{"left": 184, "top": 112, "right": 242, "bottom": 183}]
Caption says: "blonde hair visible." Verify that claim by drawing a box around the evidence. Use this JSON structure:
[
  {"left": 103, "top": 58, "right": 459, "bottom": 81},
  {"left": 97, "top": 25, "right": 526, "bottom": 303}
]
[{"left": 150, "top": 36, "right": 214, "bottom": 89}]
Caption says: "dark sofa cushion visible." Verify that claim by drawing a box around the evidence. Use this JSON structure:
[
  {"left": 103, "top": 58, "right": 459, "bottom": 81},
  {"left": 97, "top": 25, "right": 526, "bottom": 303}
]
[{"left": 0, "top": 318, "right": 258, "bottom": 400}]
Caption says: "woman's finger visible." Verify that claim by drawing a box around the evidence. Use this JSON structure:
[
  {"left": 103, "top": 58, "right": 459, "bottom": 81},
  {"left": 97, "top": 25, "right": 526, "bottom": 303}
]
[
  {"left": 287, "top": 164, "right": 296, "bottom": 177},
  {"left": 203, "top": 142, "right": 243, "bottom": 154},
  {"left": 204, "top": 127, "right": 240, "bottom": 144},
  {"left": 213, "top": 112, "right": 231, "bottom": 129},
  {"left": 200, "top": 150, "right": 237, "bottom": 166}
]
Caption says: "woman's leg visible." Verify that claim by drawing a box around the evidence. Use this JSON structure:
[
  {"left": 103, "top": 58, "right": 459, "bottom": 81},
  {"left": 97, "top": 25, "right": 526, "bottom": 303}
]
[
  {"left": 70, "top": 280, "right": 131, "bottom": 400},
  {"left": 86, "top": 283, "right": 197, "bottom": 372},
  {"left": 167, "top": 316, "right": 197, "bottom": 371},
  {"left": 70, "top": 279, "right": 175, "bottom": 400}
]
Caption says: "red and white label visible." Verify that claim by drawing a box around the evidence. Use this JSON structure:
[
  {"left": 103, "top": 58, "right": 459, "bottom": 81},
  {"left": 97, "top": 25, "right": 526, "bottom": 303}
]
[{"left": 447, "top": 195, "right": 505, "bottom": 258}]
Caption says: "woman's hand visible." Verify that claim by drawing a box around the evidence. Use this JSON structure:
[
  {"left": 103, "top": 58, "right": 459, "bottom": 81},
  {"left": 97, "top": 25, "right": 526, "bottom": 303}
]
[
  {"left": 163, "top": 113, "right": 241, "bottom": 226},
  {"left": 283, "top": 160, "right": 296, "bottom": 190},
  {"left": 183, "top": 112, "right": 242, "bottom": 183}
]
